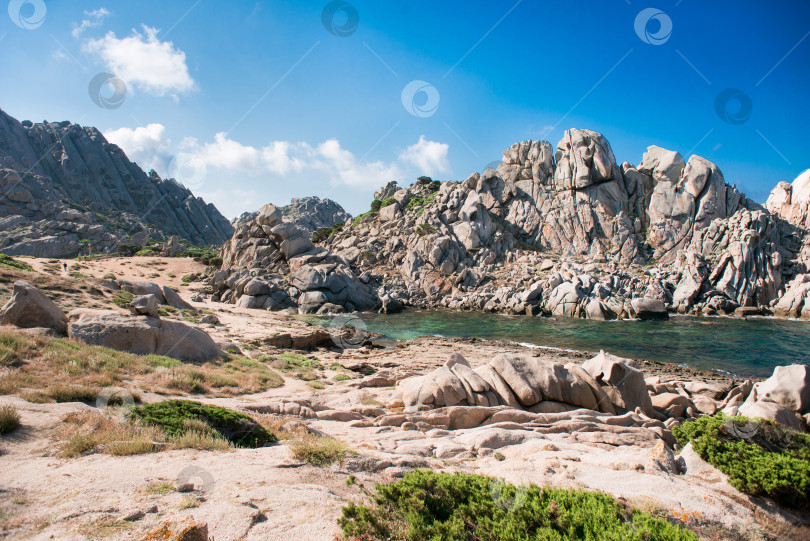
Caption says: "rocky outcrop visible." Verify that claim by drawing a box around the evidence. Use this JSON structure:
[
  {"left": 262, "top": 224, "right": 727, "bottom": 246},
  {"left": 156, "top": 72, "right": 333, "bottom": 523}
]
[
  {"left": 280, "top": 196, "right": 351, "bottom": 235},
  {"left": 68, "top": 309, "right": 222, "bottom": 361},
  {"left": 214, "top": 128, "right": 808, "bottom": 321},
  {"left": 766, "top": 169, "right": 810, "bottom": 229},
  {"left": 213, "top": 204, "right": 377, "bottom": 314},
  {"left": 232, "top": 196, "right": 351, "bottom": 236},
  {"left": 394, "top": 350, "right": 807, "bottom": 434},
  {"left": 0, "top": 107, "right": 233, "bottom": 258},
  {"left": 0, "top": 280, "right": 67, "bottom": 334}
]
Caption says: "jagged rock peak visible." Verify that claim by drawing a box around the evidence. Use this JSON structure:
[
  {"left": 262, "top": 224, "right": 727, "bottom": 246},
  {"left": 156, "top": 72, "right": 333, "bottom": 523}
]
[
  {"left": 766, "top": 168, "right": 810, "bottom": 230},
  {"left": 0, "top": 107, "right": 234, "bottom": 257}
]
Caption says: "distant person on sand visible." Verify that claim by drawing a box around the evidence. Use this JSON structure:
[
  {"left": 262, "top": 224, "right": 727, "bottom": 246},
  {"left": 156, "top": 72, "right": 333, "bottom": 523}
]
[{"left": 62, "top": 262, "right": 67, "bottom": 272}]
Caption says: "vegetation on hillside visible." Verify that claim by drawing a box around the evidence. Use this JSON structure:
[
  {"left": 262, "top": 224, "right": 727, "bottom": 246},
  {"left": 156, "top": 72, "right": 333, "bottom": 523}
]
[
  {"left": 0, "top": 329, "right": 284, "bottom": 403},
  {"left": 338, "top": 470, "right": 696, "bottom": 540},
  {"left": 312, "top": 222, "right": 344, "bottom": 243},
  {"left": 0, "top": 253, "right": 34, "bottom": 272},
  {"left": 674, "top": 414, "right": 810, "bottom": 508}
]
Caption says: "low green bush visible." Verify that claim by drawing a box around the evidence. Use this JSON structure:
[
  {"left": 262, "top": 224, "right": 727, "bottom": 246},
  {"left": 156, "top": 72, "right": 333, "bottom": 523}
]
[
  {"left": 380, "top": 197, "right": 397, "bottom": 207},
  {"left": 131, "top": 399, "right": 275, "bottom": 448},
  {"left": 0, "top": 254, "right": 34, "bottom": 272},
  {"left": 111, "top": 290, "right": 133, "bottom": 307},
  {"left": 339, "top": 470, "right": 695, "bottom": 540},
  {"left": 674, "top": 414, "right": 810, "bottom": 508},
  {"left": 312, "top": 227, "right": 333, "bottom": 243}
]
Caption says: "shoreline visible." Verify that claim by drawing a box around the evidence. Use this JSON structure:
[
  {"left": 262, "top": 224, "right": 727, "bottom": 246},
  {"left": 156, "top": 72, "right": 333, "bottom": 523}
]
[{"left": 303, "top": 307, "right": 801, "bottom": 381}]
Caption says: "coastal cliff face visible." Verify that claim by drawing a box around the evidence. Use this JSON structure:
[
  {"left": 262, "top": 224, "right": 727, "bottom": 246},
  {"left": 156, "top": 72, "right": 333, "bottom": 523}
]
[
  {"left": 0, "top": 108, "right": 234, "bottom": 258},
  {"left": 211, "top": 128, "right": 809, "bottom": 319}
]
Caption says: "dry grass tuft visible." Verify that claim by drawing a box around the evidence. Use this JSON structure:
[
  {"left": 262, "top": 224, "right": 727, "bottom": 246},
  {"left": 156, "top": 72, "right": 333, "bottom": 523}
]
[
  {"left": 0, "top": 403, "right": 21, "bottom": 435},
  {"left": 288, "top": 433, "right": 355, "bottom": 466},
  {"left": 0, "top": 328, "right": 285, "bottom": 401}
]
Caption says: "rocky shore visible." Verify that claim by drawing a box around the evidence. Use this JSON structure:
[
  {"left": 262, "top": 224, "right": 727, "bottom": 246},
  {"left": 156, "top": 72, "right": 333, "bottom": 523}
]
[
  {"left": 0, "top": 257, "right": 808, "bottom": 539},
  {"left": 206, "top": 129, "right": 810, "bottom": 326}
]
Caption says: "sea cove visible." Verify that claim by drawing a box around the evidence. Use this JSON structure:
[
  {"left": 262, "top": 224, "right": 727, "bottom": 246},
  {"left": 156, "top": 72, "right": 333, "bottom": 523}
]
[{"left": 309, "top": 310, "right": 810, "bottom": 378}]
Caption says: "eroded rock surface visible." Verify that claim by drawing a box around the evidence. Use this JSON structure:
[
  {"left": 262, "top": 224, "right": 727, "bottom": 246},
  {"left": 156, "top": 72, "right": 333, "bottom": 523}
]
[
  {"left": 213, "top": 129, "right": 808, "bottom": 320},
  {"left": 0, "top": 108, "right": 233, "bottom": 258}
]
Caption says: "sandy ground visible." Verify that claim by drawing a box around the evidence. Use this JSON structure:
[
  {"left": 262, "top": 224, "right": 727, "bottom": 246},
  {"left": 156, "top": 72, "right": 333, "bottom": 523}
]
[
  {"left": 0, "top": 256, "right": 805, "bottom": 540},
  {"left": 23, "top": 256, "right": 204, "bottom": 290}
]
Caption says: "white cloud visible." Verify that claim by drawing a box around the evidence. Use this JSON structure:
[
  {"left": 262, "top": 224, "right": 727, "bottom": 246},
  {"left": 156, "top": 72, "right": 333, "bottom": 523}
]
[
  {"left": 316, "top": 139, "right": 401, "bottom": 188},
  {"left": 103, "top": 125, "right": 445, "bottom": 196},
  {"left": 83, "top": 25, "right": 195, "bottom": 96},
  {"left": 399, "top": 135, "right": 450, "bottom": 176},
  {"left": 72, "top": 8, "right": 109, "bottom": 38},
  {"left": 105, "top": 123, "right": 172, "bottom": 172}
]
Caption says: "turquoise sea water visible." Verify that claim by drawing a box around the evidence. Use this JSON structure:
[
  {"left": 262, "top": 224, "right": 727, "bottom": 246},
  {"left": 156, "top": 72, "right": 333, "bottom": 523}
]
[{"left": 307, "top": 310, "right": 810, "bottom": 378}]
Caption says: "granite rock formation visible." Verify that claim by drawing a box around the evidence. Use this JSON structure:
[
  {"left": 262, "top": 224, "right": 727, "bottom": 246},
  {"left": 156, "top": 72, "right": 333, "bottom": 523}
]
[
  {"left": 212, "top": 128, "right": 808, "bottom": 319},
  {"left": 232, "top": 196, "right": 351, "bottom": 236},
  {"left": 0, "top": 107, "right": 234, "bottom": 258}
]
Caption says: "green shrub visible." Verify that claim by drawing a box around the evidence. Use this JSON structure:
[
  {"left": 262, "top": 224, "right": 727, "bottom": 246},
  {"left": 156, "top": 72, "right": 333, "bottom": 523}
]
[
  {"left": 338, "top": 471, "right": 696, "bottom": 540},
  {"left": 370, "top": 199, "right": 383, "bottom": 213},
  {"left": 0, "top": 254, "right": 34, "bottom": 272},
  {"left": 674, "top": 414, "right": 810, "bottom": 508},
  {"left": 131, "top": 399, "right": 275, "bottom": 448},
  {"left": 312, "top": 227, "right": 334, "bottom": 244},
  {"left": 0, "top": 404, "right": 21, "bottom": 435},
  {"left": 416, "top": 223, "right": 437, "bottom": 236},
  {"left": 117, "top": 244, "right": 143, "bottom": 256},
  {"left": 111, "top": 290, "right": 134, "bottom": 307},
  {"left": 179, "top": 247, "right": 220, "bottom": 265},
  {"left": 352, "top": 211, "right": 375, "bottom": 226},
  {"left": 380, "top": 197, "right": 397, "bottom": 208}
]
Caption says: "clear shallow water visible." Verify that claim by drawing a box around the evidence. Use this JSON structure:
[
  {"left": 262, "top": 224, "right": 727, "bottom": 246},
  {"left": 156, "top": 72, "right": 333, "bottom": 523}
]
[{"left": 307, "top": 310, "right": 810, "bottom": 378}]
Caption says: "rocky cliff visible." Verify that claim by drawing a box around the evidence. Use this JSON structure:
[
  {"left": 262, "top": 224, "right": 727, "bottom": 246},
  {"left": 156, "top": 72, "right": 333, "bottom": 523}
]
[
  {"left": 233, "top": 196, "right": 350, "bottom": 236},
  {"left": 211, "top": 128, "right": 810, "bottom": 319},
  {"left": 0, "top": 108, "right": 234, "bottom": 258}
]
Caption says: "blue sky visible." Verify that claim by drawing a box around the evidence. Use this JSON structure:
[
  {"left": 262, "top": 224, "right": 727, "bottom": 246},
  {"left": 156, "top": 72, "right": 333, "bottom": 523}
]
[{"left": 1, "top": 0, "right": 809, "bottom": 217}]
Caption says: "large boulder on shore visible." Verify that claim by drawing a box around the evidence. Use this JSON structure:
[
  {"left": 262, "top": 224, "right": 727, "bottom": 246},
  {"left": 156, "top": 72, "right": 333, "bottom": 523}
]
[
  {"left": 0, "top": 280, "right": 67, "bottom": 334},
  {"left": 399, "top": 352, "right": 607, "bottom": 413},
  {"left": 582, "top": 350, "right": 661, "bottom": 419},
  {"left": 68, "top": 309, "right": 222, "bottom": 361},
  {"left": 743, "top": 364, "right": 810, "bottom": 414}
]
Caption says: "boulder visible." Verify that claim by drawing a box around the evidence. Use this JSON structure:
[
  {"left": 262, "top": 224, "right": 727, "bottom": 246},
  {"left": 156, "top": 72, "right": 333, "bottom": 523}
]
[
  {"left": 256, "top": 203, "right": 282, "bottom": 227},
  {"left": 651, "top": 392, "right": 693, "bottom": 418},
  {"left": 489, "top": 353, "right": 598, "bottom": 410},
  {"left": 0, "top": 280, "right": 67, "bottom": 334},
  {"left": 118, "top": 280, "right": 167, "bottom": 304},
  {"left": 744, "top": 364, "right": 810, "bottom": 414},
  {"left": 379, "top": 294, "right": 404, "bottom": 314},
  {"left": 129, "top": 294, "right": 160, "bottom": 317},
  {"left": 161, "top": 286, "right": 195, "bottom": 311},
  {"left": 738, "top": 399, "right": 805, "bottom": 432},
  {"left": 582, "top": 350, "right": 660, "bottom": 418},
  {"left": 281, "top": 236, "right": 314, "bottom": 259},
  {"left": 631, "top": 297, "right": 668, "bottom": 320},
  {"left": 68, "top": 309, "right": 222, "bottom": 361}
]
